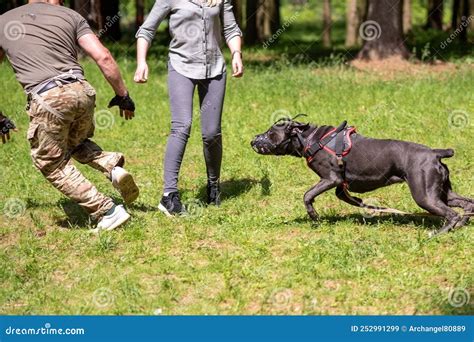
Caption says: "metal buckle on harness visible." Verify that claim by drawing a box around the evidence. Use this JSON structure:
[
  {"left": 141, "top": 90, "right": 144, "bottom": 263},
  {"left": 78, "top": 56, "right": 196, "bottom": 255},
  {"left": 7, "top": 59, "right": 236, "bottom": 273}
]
[{"left": 336, "top": 155, "right": 344, "bottom": 166}]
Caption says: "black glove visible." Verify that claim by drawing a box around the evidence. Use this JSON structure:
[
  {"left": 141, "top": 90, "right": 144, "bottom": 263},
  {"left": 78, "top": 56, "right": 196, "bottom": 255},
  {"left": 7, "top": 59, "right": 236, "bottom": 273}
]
[
  {"left": 108, "top": 93, "right": 136, "bottom": 112},
  {"left": 0, "top": 116, "right": 16, "bottom": 135},
  {"left": 0, "top": 114, "right": 17, "bottom": 144}
]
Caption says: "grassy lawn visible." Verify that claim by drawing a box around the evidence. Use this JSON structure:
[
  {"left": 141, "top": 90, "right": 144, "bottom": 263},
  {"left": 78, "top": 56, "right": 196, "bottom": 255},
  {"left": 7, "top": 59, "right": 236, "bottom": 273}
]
[
  {"left": 1, "top": 55, "right": 473, "bottom": 315},
  {"left": 1, "top": 2, "right": 473, "bottom": 316}
]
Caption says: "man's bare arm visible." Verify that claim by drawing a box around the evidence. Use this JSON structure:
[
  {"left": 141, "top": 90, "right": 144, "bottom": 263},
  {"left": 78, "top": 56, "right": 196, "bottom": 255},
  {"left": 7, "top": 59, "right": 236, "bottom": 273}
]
[
  {"left": 78, "top": 34, "right": 135, "bottom": 120},
  {"left": 78, "top": 33, "right": 128, "bottom": 97}
]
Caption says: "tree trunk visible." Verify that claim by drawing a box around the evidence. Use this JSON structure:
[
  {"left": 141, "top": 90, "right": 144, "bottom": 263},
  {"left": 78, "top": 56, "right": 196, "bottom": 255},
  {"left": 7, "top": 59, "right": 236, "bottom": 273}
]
[
  {"left": 322, "top": 0, "right": 332, "bottom": 48},
  {"left": 471, "top": 0, "right": 474, "bottom": 30},
  {"left": 245, "top": 0, "right": 259, "bottom": 44},
  {"left": 459, "top": 0, "right": 470, "bottom": 42},
  {"left": 233, "top": 0, "right": 243, "bottom": 28},
  {"left": 345, "top": 0, "right": 359, "bottom": 47},
  {"left": 71, "top": 0, "right": 101, "bottom": 30},
  {"left": 246, "top": 0, "right": 280, "bottom": 44},
  {"left": 452, "top": 0, "right": 469, "bottom": 42},
  {"left": 100, "top": 0, "right": 121, "bottom": 40},
  {"left": 403, "top": 0, "right": 412, "bottom": 33},
  {"left": 72, "top": 0, "right": 91, "bottom": 22},
  {"left": 452, "top": 0, "right": 461, "bottom": 29},
  {"left": 271, "top": 0, "right": 281, "bottom": 35},
  {"left": 136, "top": 0, "right": 145, "bottom": 31},
  {"left": 426, "top": 0, "right": 444, "bottom": 30},
  {"left": 357, "top": 0, "right": 410, "bottom": 60}
]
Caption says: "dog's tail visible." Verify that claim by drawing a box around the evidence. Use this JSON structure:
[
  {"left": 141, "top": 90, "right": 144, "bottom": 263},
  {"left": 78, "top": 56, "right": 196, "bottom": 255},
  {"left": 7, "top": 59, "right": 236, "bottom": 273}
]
[{"left": 433, "top": 148, "right": 454, "bottom": 159}]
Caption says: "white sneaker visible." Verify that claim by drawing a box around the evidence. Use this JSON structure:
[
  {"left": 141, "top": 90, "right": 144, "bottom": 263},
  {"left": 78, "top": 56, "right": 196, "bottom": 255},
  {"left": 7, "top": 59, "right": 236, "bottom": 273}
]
[
  {"left": 92, "top": 205, "right": 130, "bottom": 233},
  {"left": 111, "top": 167, "right": 139, "bottom": 205}
]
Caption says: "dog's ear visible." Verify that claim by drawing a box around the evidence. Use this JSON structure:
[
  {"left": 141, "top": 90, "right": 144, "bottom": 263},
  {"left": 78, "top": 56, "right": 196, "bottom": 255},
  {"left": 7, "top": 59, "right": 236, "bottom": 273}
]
[{"left": 287, "top": 121, "right": 310, "bottom": 135}]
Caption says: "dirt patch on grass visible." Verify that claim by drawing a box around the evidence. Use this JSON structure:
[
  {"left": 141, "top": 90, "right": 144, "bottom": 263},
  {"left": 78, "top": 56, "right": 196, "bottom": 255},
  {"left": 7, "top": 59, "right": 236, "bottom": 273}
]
[{"left": 349, "top": 56, "right": 468, "bottom": 80}]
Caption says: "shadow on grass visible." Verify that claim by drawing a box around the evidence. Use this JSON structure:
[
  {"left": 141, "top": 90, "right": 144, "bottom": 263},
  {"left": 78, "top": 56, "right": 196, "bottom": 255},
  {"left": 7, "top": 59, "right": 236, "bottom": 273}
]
[
  {"left": 291, "top": 212, "right": 442, "bottom": 230},
  {"left": 436, "top": 302, "right": 474, "bottom": 315},
  {"left": 196, "top": 177, "right": 261, "bottom": 203},
  {"left": 57, "top": 199, "right": 91, "bottom": 229}
]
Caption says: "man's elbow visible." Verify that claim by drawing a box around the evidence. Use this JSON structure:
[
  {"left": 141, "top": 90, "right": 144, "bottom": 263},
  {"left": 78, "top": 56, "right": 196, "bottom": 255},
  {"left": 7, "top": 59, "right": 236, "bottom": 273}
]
[{"left": 96, "top": 49, "right": 114, "bottom": 67}]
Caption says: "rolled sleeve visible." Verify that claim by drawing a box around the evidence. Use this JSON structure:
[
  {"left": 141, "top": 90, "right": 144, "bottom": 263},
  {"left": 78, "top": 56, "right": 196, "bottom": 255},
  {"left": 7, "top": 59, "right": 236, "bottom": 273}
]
[
  {"left": 135, "top": 0, "right": 171, "bottom": 43},
  {"left": 221, "top": 0, "right": 243, "bottom": 43}
]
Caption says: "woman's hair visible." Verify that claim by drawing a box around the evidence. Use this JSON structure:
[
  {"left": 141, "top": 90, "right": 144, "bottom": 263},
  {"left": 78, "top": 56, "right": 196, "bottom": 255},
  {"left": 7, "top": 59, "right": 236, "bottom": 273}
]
[{"left": 204, "top": 0, "right": 222, "bottom": 7}]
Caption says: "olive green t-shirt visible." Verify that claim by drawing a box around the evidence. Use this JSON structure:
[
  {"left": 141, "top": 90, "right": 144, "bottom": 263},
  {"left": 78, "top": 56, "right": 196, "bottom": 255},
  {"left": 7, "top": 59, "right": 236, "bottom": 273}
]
[{"left": 0, "top": 3, "right": 93, "bottom": 92}]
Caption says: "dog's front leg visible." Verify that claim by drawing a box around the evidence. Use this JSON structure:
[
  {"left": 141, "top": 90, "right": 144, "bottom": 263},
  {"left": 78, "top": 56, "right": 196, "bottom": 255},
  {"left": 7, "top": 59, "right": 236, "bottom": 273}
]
[{"left": 304, "top": 179, "right": 338, "bottom": 221}]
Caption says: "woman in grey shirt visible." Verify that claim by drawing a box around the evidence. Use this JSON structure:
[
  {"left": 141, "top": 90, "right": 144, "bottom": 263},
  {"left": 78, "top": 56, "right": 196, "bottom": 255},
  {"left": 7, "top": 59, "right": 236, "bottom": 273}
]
[{"left": 135, "top": 0, "right": 244, "bottom": 216}]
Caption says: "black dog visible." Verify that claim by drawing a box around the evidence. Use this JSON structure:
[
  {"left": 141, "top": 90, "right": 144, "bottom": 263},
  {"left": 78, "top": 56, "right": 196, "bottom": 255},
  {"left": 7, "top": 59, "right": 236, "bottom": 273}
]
[{"left": 251, "top": 116, "right": 473, "bottom": 236}]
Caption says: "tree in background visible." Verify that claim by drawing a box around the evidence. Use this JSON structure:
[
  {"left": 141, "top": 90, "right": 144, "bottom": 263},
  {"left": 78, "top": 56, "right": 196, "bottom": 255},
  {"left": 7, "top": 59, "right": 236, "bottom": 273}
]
[
  {"left": 452, "top": 0, "right": 470, "bottom": 43},
  {"left": 471, "top": 0, "right": 474, "bottom": 30},
  {"left": 100, "top": 0, "right": 121, "bottom": 40},
  {"left": 71, "top": 0, "right": 102, "bottom": 30},
  {"left": 245, "top": 0, "right": 281, "bottom": 44},
  {"left": 357, "top": 0, "right": 410, "bottom": 60},
  {"left": 403, "top": 0, "right": 412, "bottom": 33},
  {"left": 345, "top": 0, "right": 359, "bottom": 47},
  {"left": 245, "top": 0, "right": 259, "bottom": 44},
  {"left": 322, "top": 0, "right": 332, "bottom": 48},
  {"left": 233, "top": 0, "right": 244, "bottom": 28},
  {"left": 426, "top": 0, "right": 444, "bottom": 30},
  {"left": 70, "top": 0, "right": 121, "bottom": 40},
  {"left": 136, "top": 0, "right": 145, "bottom": 31}
]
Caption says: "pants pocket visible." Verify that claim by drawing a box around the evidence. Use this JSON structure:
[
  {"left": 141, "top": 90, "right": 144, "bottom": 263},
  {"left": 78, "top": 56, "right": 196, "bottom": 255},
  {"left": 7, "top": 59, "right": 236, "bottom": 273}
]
[{"left": 27, "top": 123, "right": 39, "bottom": 149}]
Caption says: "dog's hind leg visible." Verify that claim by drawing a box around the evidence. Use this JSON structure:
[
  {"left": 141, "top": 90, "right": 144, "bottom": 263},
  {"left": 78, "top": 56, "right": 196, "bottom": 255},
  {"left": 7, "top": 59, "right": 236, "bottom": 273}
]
[
  {"left": 447, "top": 191, "right": 474, "bottom": 228},
  {"left": 407, "top": 172, "right": 462, "bottom": 236},
  {"left": 304, "top": 179, "right": 338, "bottom": 221}
]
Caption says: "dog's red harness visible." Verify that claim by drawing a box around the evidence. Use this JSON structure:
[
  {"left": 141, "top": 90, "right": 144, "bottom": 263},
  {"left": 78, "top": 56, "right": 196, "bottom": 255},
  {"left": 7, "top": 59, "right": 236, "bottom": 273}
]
[{"left": 303, "top": 121, "right": 357, "bottom": 164}]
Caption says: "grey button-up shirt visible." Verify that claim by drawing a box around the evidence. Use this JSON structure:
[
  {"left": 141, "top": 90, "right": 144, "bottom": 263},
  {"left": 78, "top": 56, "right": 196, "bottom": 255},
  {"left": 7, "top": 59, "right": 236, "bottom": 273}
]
[{"left": 136, "top": 0, "right": 243, "bottom": 80}]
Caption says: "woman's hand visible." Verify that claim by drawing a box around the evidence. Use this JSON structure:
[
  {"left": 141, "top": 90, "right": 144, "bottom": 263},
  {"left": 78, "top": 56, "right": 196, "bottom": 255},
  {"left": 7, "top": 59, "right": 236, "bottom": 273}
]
[
  {"left": 134, "top": 62, "right": 149, "bottom": 83},
  {"left": 232, "top": 52, "right": 244, "bottom": 78}
]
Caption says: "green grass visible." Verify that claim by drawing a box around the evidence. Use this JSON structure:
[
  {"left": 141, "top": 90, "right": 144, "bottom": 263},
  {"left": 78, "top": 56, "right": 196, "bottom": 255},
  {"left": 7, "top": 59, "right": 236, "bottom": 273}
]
[
  {"left": 1, "top": 3, "right": 473, "bottom": 315},
  {"left": 1, "top": 55, "right": 473, "bottom": 315}
]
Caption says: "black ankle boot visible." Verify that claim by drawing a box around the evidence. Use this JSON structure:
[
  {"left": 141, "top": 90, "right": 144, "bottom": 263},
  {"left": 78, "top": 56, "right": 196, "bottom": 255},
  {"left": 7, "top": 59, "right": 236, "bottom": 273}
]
[{"left": 207, "top": 180, "right": 221, "bottom": 206}]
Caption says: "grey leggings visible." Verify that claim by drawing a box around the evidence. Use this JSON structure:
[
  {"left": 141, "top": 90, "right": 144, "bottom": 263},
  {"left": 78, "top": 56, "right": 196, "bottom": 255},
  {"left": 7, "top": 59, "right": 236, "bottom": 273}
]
[{"left": 163, "top": 63, "right": 227, "bottom": 193}]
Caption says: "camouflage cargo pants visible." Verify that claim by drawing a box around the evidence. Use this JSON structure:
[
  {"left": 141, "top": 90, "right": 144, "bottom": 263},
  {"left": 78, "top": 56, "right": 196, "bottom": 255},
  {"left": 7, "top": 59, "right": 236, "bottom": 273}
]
[{"left": 27, "top": 81, "right": 123, "bottom": 220}]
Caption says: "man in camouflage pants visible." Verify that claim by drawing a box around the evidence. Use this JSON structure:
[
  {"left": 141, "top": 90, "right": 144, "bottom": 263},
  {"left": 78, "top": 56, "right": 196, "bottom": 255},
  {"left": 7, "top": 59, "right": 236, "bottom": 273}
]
[{"left": 0, "top": 0, "right": 139, "bottom": 232}]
